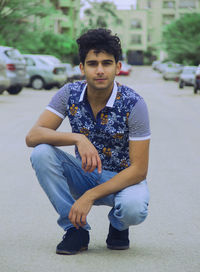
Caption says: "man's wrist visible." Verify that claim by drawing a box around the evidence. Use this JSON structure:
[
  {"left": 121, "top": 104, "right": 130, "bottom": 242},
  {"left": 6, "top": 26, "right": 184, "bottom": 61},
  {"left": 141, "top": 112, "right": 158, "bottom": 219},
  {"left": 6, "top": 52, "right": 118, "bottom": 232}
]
[
  {"left": 85, "top": 188, "right": 98, "bottom": 202},
  {"left": 73, "top": 133, "right": 84, "bottom": 145}
]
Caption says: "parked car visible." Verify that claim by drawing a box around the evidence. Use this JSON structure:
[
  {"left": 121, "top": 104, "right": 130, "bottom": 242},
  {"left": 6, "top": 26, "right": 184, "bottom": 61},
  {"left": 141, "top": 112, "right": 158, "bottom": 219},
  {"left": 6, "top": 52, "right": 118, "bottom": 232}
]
[
  {"left": 194, "top": 65, "right": 200, "bottom": 94},
  {"left": 117, "top": 61, "right": 131, "bottom": 76},
  {"left": 0, "top": 56, "right": 10, "bottom": 94},
  {"left": 23, "top": 54, "right": 66, "bottom": 90},
  {"left": 156, "top": 61, "right": 175, "bottom": 73},
  {"left": 152, "top": 60, "right": 161, "bottom": 70},
  {"left": 179, "top": 66, "right": 197, "bottom": 88},
  {"left": 72, "top": 65, "right": 85, "bottom": 81},
  {"left": 0, "top": 46, "right": 29, "bottom": 94},
  {"left": 65, "top": 64, "right": 85, "bottom": 82},
  {"left": 65, "top": 63, "right": 75, "bottom": 82},
  {"left": 162, "top": 64, "right": 183, "bottom": 81}
]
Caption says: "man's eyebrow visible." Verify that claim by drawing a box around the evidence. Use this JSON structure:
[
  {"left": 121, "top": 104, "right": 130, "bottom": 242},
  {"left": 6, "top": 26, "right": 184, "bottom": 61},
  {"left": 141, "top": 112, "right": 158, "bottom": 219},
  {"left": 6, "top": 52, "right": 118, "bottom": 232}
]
[{"left": 86, "top": 59, "right": 114, "bottom": 63}]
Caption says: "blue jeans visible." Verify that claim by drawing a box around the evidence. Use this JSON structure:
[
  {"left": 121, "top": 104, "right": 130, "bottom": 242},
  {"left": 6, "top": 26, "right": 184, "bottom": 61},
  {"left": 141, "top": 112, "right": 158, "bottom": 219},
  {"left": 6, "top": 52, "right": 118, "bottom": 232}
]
[{"left": 30, "top": 144, "right": 150, "bottom": 231}]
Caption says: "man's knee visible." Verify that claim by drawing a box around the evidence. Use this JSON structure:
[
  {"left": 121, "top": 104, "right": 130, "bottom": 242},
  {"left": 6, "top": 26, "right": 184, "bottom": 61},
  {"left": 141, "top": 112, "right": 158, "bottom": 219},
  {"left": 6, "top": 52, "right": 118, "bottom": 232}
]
[
  {"left": 116, "top": 198, "right": 149, "bottom": 227},
  {"left": 30, "top": 144, "right": 55, "bottom": 169}
]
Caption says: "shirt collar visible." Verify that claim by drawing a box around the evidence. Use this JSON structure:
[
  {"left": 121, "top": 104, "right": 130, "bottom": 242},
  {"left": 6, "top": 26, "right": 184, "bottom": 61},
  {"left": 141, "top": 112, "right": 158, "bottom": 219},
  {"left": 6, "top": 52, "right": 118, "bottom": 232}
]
[{"left": 79, "top": 81, "right": 118, "bottom": 108}]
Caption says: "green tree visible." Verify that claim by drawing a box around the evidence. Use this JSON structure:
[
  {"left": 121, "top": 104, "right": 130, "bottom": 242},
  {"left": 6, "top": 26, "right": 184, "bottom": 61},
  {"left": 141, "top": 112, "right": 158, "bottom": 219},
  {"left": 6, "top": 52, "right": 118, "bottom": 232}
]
[
  {"left": 0, "top": 0, "right": 78, "bottom": 61},
  {"left": 81, "top": 1, "right": 122, "bottom": 33},
  {"left": 0, "top": 0, "right": 57, "bottom": 49},
  {"left": 40, "top": 32, "right": 78, "bottom": 62},
  {"left": 163, "top": 13, "right": 200, "bottom": 65}
]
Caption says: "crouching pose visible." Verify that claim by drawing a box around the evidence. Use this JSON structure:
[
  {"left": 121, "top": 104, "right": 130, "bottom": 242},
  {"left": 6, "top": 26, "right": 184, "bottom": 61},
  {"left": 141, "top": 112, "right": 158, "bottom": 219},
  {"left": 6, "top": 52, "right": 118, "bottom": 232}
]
[{"left": 26, "top": 28, "right": 151, "bottom": 255}]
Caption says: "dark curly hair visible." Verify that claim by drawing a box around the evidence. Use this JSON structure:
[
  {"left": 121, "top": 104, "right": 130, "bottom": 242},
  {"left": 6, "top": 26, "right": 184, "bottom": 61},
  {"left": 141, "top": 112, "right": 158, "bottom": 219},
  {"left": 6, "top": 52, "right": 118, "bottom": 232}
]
[{"left": 76, "top": 28, "right": 122, "bottom": 64}]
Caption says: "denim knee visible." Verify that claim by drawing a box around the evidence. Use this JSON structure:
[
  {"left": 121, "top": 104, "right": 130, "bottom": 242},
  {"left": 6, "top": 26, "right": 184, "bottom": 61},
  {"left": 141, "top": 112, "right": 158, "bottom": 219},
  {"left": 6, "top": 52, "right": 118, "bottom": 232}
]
[
  {"left": 115, "top": 198, "right": 149, "bottom": 228},
  {"left": 30, "top": 144, "right": 55, "bottom": 169}
]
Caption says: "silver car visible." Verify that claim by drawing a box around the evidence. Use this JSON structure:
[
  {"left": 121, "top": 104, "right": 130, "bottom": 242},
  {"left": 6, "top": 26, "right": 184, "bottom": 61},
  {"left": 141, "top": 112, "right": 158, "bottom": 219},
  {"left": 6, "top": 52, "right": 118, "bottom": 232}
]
[
  {"left": 0, "top": 46, "right": 29, "bottom": 94},
  {"left": 0, "top": 56, "right": 10, "bottom": 94},
  {"left": 162, "top": 65, "right": 183, "bottom": 81},
  {"left": 179, "top": 66, "right": 197, "bottom": 88},
  {"left": 24, "top": 54, "right": 66, "bottom": 90}
]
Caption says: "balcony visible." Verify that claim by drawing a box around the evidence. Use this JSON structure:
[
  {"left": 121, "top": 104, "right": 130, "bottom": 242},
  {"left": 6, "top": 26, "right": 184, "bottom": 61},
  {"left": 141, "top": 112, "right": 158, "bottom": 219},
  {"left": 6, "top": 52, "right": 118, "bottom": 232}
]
[
  {"left": 162, "top": 1, "right": 176, "bottom": 9},
  {"left": 179, "top": 0, "right": 196, "bottom": 9},
  {"left": 59, "top": 0, "right": 73, "bottom": 8},
  {"left": 60, "top": 18, "right": 73, "bottom": 28}
]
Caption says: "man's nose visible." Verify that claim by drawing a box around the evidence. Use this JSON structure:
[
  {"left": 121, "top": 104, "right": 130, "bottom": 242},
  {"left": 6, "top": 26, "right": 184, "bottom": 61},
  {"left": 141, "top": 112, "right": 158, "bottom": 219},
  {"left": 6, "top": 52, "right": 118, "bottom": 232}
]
[{"left": 96, "top": 64, "right": 104, "bottom": 74}]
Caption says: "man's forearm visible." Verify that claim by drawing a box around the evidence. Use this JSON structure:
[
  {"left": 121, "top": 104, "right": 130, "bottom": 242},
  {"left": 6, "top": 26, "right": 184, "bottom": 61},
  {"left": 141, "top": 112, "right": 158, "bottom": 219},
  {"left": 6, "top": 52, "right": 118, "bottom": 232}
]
[
  {"left": 26, "top": 126, "right": 80, "bottom": 147},
  {"left": 86, "top": 165, "right": 147, "bottom": 202}
]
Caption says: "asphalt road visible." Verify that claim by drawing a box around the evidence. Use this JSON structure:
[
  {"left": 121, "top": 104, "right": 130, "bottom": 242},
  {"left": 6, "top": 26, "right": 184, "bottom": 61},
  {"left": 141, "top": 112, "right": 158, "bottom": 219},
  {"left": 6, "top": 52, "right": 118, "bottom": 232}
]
[{"left": 0, "top": 66, "right": 200, "bottom": 272}]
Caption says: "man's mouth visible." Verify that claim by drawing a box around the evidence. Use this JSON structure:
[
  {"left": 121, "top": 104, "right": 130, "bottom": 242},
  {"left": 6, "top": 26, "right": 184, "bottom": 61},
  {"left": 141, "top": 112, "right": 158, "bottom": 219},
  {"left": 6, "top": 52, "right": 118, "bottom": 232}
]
[{"left": 94, "top": 78, "right": 107, "bottom": 81}]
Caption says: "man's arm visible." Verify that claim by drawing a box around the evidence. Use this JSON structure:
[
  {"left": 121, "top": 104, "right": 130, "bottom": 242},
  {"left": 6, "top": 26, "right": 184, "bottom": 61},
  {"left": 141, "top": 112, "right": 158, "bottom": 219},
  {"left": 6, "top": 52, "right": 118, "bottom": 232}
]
[
  {"left": 25, "top": 109, "right": 102, "bottom": 173},
  {"left": 69, "top": 139, "right": 150, "bottom": 229}
]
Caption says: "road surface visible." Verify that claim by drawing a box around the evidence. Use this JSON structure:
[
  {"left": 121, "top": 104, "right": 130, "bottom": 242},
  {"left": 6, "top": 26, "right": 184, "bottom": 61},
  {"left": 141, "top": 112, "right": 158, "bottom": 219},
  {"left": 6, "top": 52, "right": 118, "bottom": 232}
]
[{"left": 0, "top": 66, "right": 199, "bottom": 272}]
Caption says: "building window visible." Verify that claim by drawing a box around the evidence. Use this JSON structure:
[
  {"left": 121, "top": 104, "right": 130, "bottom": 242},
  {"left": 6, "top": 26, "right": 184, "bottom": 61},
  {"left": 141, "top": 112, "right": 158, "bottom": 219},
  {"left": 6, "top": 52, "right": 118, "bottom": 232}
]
[
  {"left": 61, "top": 7, "right": 70, "bottom": 15},
  {"left": 179, "top": 0, "right": 195, "bottom": 8},
  {"left": 130, "top": 19, "right": 142, "bottom": 29},
  {"left": 131, "top": 34, "right": 142, "bottom": 44},
  {"left": 147, "top": 0, "right": 152, "bottom": 8},
  {"left": 162, "top": 14, "right": 175, "bottom": 25},
  {"left": 163, "top": 1, "right": 175, "bottom": 8}
]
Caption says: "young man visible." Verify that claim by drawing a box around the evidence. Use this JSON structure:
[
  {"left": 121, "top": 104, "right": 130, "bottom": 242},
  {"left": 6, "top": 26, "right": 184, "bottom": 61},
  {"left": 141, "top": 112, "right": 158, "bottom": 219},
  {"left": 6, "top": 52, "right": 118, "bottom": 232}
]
[{"left": 26, "top": 28, "right": 151, "bottom": 255}]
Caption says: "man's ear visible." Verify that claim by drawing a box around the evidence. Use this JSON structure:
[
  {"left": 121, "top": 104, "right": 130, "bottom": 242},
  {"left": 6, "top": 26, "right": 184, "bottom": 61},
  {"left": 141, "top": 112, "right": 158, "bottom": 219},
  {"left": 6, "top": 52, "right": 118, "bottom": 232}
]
[
  {"left": 79, "top": 63, "right": 85, "bottom": 75},
  {"left": 116, "top": 61, "right": 122, "bottom": 75}
]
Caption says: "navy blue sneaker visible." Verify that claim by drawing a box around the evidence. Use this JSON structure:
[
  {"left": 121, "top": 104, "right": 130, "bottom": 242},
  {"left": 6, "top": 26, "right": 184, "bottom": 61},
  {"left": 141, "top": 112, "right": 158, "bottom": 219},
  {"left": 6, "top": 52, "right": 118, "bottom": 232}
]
[
  {"left": 106, "top": 224, "right": 129, "bottom": 250},
  {"left": 56, "top": 227, "right": 89, "bottom": 255}
]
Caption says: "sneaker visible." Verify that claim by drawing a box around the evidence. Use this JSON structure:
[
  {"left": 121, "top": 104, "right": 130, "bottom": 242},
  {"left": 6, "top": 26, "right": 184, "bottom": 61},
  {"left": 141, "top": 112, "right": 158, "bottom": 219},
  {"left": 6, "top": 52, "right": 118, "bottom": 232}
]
[
  {"left": 56, "top": 227, "right": 89, "bottom": 255},
  {"left": 106, "top": 224, "right": 129, "bottom": 250}
]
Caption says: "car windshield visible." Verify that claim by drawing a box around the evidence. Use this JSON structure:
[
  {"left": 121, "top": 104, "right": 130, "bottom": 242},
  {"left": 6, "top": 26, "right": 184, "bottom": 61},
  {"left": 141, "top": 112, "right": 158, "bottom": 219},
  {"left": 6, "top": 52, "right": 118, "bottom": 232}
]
[
  {"left": 5, "top": 49, "right": 23, "bottom": 60},
  {"left": 183, "top": 68, "right": 196, "bottom": 74},
  {"left": 39, "top": 56, "right": 61, "bottom": 65},
  {"left": 36, "top": 57, "right": 50, "bottom": 65}
]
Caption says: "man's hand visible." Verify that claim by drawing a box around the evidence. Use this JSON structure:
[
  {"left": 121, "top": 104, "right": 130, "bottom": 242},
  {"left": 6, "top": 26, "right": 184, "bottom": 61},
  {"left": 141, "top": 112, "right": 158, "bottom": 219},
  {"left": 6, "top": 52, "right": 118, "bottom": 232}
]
[
  {"left": 68, "top": 192, "right": 94, "bottom": 229},
  {"left": 76, "top": 134, "right": 102, "bottom": 173}
]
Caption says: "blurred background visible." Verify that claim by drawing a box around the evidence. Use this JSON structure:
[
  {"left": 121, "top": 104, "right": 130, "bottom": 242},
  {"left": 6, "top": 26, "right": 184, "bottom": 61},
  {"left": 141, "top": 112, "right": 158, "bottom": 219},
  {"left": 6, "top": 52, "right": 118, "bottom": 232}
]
[{"left": 0, "top": 0, "right": 200, "bottom": 95}]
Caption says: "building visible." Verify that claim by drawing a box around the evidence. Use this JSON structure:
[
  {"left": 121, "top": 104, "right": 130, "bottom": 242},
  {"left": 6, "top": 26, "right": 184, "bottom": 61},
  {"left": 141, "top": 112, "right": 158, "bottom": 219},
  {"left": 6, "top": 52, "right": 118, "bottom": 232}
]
[
  {"left": 48, "top": 0, "right": 81, "bottom": 40},
  {"left": 91, "top": 0, "right": 200, "bottom": 64}
]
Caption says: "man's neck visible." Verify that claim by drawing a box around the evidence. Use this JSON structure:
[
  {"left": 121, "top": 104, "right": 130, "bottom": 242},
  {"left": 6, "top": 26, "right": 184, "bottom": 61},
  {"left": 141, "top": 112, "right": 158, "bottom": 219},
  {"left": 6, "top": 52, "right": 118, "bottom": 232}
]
[{"left": 86, "top": 83, "right": 114, "bottom": 108}]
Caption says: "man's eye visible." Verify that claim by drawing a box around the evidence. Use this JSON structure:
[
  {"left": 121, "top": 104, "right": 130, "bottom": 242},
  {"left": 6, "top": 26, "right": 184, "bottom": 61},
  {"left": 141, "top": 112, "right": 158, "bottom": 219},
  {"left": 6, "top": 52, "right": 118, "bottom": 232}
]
[
  {"left": 88, "top": 62, "right": 97, "bottom": 66},
  {"left": 103, "top": 62, "right": 112, "bottom": 66}
]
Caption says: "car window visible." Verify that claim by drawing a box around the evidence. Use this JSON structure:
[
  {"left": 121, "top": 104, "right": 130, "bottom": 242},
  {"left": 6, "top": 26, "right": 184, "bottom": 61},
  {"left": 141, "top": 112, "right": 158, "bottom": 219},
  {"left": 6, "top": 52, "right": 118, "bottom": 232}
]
[
  {"left": 39, "top": 56, "right": 60, "bottom": 65},
  {"left": 37, "top": 58, "right": 49, "bottom": 65},
  {"left": 183, "top": 68, "right": 196, "bottom": 74},
  {"left": 5, "top": 49, "right": 23, "bottom": 60},
  {"left": 25, "top": 57, "right": 35, "bottom": 66}
]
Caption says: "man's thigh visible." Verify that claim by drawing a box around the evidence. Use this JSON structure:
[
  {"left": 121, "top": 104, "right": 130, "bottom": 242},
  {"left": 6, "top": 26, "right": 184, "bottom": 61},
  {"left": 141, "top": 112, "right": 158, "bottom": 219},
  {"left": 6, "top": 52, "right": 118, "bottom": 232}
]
[{"left": 115, "top": 180, "right": 150, "bottom": 205}]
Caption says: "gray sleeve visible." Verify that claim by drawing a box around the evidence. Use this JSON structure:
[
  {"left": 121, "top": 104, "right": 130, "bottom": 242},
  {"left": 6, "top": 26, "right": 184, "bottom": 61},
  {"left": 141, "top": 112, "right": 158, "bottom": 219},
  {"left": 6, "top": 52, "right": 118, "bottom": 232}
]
[
  {"left": 128, "top": 98, "right": 151, "bottom": 141},
  {"left": 46, "top": 84, "right": 70, "bottom": 119}
]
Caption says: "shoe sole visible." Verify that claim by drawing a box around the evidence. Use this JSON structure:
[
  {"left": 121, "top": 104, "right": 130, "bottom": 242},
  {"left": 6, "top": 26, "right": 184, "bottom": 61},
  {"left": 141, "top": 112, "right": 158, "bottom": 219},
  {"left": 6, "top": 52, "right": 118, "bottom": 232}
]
[
  {"left": 107, "top": 244, "right": 129, "bottom": 250},
  {"left": 56, "top": 246, "right": 88, "bottom": 255}
]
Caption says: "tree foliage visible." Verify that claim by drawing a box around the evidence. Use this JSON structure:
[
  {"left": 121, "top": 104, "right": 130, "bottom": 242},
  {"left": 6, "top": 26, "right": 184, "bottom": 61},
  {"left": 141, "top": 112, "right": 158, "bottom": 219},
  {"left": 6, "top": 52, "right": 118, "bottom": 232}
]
[
  {"left": 0, "top": 0, "right": 77, "bottom": 61},
  {"left": 163, "top": 13, "right": 200, "bottom": 65},
  {"left": 81, "top": 0, "right": 122, "bottom": 33}
]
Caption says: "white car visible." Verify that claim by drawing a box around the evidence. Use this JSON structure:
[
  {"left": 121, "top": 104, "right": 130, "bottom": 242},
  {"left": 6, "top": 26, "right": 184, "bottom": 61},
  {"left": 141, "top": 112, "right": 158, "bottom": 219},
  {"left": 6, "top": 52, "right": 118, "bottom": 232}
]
[
  {"left": 0, "top": 56, "right": 10, "bottom": 94},
  {"left": 179, "top": 66, "right": 197, "bottom": 88},
  {"left": 162, "top": 64, "right": 183, "bottom": 81},
  {"left": 194, "top": 65, "right": 200, "bottom": 94},
  {"left": 24, "top": 54, "right": 66, "bottom": 90},
  {"left": 0, "top": 46, "right": 29, "bottom": 94}
]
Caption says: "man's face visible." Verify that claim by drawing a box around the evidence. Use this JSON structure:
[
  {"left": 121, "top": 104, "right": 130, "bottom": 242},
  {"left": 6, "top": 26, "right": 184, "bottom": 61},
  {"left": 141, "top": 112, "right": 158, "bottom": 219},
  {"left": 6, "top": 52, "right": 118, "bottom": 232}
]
[{"left": 80, "top": 49, "right": 121, "bottom": 91}]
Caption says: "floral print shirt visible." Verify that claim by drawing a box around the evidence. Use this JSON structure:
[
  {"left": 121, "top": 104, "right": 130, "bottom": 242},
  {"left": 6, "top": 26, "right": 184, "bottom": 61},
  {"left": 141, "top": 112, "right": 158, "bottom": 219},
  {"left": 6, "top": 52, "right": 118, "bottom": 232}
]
[{"left": 47, "top": 81, "right": 151, "bottom": 173}]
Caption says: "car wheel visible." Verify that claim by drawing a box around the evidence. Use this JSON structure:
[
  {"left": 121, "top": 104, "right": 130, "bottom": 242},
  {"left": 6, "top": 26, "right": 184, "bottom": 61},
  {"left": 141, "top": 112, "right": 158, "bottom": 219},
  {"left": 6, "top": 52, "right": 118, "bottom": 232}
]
[
  {"left": 179, "top": 81, "right": 184, "bottom": 89},
  {"left": 194, "top": 84, "right": 198, "bottom": 94},
  {"left": 44, "top": 85, "right": 53, "bottom": 90},
  {"left": 31, "top": 77, "right": 44, "bottom": 90},
  {"left": 7, "top": 86, "right": 23, "bottom": 95}
]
